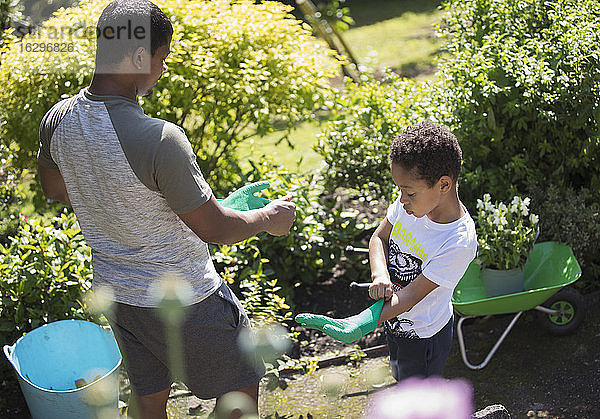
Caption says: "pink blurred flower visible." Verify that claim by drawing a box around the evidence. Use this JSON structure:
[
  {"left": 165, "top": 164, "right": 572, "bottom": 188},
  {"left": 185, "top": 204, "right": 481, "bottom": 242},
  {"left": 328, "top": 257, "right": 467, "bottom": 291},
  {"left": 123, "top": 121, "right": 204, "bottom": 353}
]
[
  {"left": 368, "top": 377, "right": 473, "bottom": 419},
  {"left": 19, "top": 214, "right": 28, "bottom": 222},
  {"left": 0, "top": 168, "right": 4, "bottom": 176}
]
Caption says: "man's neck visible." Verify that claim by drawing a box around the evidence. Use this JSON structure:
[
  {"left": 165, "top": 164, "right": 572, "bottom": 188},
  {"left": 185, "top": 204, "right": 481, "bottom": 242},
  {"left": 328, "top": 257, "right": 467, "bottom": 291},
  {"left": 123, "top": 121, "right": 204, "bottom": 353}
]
[{"left": 88, "top": 73, "right": 137, "bottom": 100}]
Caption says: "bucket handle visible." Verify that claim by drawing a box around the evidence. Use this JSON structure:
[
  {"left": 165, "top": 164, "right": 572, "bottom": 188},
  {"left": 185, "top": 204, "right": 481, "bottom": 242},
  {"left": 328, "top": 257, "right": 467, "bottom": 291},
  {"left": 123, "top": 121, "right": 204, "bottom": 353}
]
[{"left": 3, "top": 344, "right": 15, "bottom": 362}]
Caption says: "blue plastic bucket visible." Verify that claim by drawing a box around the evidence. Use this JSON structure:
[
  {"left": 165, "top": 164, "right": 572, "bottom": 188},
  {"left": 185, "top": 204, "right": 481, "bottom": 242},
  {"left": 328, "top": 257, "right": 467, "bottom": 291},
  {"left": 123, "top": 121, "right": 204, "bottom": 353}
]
[{"left": 3, "top": 320, "right": 122, "bottom": 419}]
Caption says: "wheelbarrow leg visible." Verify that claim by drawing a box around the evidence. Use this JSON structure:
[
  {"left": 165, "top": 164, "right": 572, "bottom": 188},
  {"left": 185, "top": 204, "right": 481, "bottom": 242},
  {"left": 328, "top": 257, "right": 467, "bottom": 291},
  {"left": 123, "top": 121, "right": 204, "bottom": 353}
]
[{"left": 456, "top": 311, "right": 524, "bottom": 370}]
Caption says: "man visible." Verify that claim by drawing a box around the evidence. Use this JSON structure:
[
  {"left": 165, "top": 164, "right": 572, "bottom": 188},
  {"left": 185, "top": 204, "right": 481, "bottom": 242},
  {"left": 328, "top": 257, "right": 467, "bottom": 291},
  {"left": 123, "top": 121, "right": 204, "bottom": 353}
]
[{"left": 37, "top": 1, "right": 296, "bottom": 418}]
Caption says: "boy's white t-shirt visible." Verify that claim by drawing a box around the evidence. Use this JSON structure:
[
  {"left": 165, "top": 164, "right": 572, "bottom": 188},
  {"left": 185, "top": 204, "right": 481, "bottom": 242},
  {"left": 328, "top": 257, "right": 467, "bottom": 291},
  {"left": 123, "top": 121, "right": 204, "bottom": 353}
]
[{"left": 384, "top": 195, "right": 477, "bottom": 339}]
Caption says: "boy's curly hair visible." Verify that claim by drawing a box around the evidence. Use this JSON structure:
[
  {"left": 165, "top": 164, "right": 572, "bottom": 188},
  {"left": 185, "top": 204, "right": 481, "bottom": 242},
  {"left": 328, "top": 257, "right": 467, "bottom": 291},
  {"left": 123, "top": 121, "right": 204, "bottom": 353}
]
[{"left": 389, "top": 121, "right": 462, "bottom": 187}]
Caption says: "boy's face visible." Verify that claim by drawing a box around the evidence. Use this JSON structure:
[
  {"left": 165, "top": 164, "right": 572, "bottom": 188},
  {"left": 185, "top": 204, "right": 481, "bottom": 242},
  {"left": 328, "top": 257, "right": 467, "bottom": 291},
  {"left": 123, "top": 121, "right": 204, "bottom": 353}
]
[{"left": 391, "top": 163, "right": 446, "bottom": 219}]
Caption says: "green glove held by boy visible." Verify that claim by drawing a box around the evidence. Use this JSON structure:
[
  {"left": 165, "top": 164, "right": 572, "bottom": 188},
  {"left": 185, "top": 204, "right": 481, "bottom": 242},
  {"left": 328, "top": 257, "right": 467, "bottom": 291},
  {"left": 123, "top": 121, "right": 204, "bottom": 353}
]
[
  {"left": 219, "top": 181, "right": 271, "bottom": 211},
  {"left": 295, "top": 298, "right": 384, "bottom": 344}
]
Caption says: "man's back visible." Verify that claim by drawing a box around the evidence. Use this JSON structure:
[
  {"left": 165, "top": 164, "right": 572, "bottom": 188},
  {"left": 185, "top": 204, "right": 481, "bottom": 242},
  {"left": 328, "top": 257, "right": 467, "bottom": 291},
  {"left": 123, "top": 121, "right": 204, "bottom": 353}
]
[{"left": 38, "top": 88, "right": 221, "bottom": 306}]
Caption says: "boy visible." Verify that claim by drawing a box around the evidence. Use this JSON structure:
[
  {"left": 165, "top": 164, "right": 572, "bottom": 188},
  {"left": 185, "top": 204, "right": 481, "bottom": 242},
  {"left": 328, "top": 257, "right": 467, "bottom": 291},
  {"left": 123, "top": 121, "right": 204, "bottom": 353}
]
[{"left": 296, "top": 121, "right": 476, "bottom": 381}]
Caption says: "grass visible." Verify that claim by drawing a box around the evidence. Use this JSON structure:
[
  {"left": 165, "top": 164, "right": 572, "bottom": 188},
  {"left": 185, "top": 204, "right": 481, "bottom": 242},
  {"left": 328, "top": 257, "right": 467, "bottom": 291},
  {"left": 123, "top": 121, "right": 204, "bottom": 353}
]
[
  {"left": 236, "top": 1, "right": 444, "bottom": 173},
  {"left": 346, "top": 0, "right": 442, "bottom": 27},
  {"left": 236, "top": 120, "right": 326, "bottom": 175},
  {"left": 343, "top": 9, "right": 444, "bottom": 78}
]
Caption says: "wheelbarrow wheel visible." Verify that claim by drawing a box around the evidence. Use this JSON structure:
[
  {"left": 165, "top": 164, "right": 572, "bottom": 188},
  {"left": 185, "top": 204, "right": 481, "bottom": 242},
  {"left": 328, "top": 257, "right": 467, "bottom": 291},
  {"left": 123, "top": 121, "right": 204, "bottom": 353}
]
[{"left": 537, "top": 287, "right": 585, "bottom": 336}]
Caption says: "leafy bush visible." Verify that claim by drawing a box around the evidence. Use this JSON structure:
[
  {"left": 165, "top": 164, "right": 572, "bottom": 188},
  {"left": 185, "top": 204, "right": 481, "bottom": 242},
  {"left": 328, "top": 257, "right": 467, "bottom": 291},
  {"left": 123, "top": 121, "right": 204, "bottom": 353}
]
[
  {"left": 219, "top": 236, "right": 293, "bottom": 327},
  {"left": 0, "top": 212, "right": 94, "bottom": 344},
  {"left": 527, "top": 182, "right": 600, "bottom": 291},
  {"left": 0, "top": 146, "right": 24, "bottom": 243},
  {"left": 0, "top": 0, "right": 340, "bottom": 203},
  {"left": 143, "top": 0, "right": 339, "bottom": 191},
  {"left": 0, "top": 0, "right": 98, "bottom": 209},
  {"left": 0, "top": 0, "right": 10, "bottom": 34},
  {"left": 0, "top": 208, "right": 299, "bottom": 346},
  {"left": 213, "top": 158, "right": 375, "bottom": 304},
  {"left": 439, "top": 0, "right": 600, "bottom": 204},
  {"left": 315, "top": 72, "right": 452, "bottom": 201}
]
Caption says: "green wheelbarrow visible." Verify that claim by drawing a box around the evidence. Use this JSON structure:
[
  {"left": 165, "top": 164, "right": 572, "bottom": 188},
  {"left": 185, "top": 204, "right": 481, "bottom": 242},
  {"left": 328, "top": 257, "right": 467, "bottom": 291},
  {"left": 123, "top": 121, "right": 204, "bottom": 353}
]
[{"left": 452, "top": 241, "right": 584, "bottom": 370}]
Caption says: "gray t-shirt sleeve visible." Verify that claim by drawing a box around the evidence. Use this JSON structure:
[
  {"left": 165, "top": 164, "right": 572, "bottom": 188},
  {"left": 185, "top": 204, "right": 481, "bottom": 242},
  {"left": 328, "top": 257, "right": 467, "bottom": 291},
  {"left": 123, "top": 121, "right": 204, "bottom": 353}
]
[
  {"left": 38, "top": 98, "right": 77, "bottom": 169},
  {"left": 154, "top": 123, "right": 213, "bottom": 214}
]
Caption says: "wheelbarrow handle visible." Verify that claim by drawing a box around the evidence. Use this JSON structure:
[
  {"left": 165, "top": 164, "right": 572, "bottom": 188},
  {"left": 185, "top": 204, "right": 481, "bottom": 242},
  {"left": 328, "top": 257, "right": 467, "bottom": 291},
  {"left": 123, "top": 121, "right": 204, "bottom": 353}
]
[
  {"left": 349, "top": 281, "right": 371, "bottom": 288},
  {"left": 345, "top": 245, "right": 369, "bottom": 253}
]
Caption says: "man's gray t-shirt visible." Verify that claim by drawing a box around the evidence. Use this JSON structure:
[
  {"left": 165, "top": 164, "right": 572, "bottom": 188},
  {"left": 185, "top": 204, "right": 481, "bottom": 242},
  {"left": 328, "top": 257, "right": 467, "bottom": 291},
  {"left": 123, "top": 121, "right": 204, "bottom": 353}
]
[{"left": 38, "top": 87, "right": 222, "bottom": 307}]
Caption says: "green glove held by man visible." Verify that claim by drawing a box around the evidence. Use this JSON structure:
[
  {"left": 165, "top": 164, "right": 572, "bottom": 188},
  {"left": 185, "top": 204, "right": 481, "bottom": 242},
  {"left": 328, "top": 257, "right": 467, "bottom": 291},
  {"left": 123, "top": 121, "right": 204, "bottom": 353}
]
[
  {"left": 220, "top": 181, "right": 271, "bottom": 211},
  {"left": 295, "top": 298, "right": 384, "bottom": 344}
]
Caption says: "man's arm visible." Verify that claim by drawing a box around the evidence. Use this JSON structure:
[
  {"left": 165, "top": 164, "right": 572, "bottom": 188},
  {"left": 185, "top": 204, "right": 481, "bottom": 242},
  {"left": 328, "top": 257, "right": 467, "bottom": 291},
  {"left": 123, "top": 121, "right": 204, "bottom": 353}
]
[
  {"left": 38, "top": 164, "right": 71, "bottom": 205},
  {"left": 377, "top": 274, "right": 439, "bottom": 324},
  {"left": 177, "top": 195, "right": 295, "bottom": 245}
]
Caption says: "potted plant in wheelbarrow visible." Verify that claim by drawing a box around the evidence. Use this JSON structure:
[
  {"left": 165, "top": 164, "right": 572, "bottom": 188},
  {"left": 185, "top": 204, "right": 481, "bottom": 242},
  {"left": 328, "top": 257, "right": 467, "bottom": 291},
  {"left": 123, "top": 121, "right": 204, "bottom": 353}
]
[
  {"left": 474, "top": 193, "right": 539, "bottom": 298},
  {"left": 468, "top": 193, "right": 585, "bottom": 336},
  {"left": 450, "top": 194, "right": 586, "bottom": 369}
]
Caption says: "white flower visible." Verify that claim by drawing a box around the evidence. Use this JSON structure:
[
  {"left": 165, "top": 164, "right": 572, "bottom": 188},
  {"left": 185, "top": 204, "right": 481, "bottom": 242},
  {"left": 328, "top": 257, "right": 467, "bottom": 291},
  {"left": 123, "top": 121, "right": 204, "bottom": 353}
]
[
  {"left": 476, "top": 199, "right": 484, "bottom": 210},
  {"left": 511, "top": 196, "right": 520, "bottom": 205},
  {"left": 520, "top": 197, "right": 531, "bottom": 215},
  {"left": 530, "top": 214, "right": 539, "bottom": 225}
]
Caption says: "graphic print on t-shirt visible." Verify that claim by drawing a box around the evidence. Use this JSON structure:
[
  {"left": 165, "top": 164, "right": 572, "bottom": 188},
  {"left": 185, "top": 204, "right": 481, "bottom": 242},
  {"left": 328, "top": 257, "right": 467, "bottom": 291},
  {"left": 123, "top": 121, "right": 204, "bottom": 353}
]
[
  {"left": 387, "top": 240, "right": 423, "bottom": 288},
  {"left": 385, "top": 240, "right": 423, "bottom": 339}
]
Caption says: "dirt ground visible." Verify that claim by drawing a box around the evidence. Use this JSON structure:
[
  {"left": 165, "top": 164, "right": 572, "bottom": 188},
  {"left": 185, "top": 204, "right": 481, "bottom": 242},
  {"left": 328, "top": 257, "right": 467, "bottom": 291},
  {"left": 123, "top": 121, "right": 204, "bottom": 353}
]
[
  {"left": 163, "top": 287, "right": 600, "bottom": 418},
  {"left": 2, "top": 287, "right": 598, "bottom": 418}
]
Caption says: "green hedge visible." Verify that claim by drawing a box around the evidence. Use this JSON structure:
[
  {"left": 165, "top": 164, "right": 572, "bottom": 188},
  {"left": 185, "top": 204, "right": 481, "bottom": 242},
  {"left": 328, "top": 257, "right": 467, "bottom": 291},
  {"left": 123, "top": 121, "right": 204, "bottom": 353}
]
[
  {"left": 315, "top": 72, "right": 452, "bottom": 201},
  {"left": 0, "top": 146, "right": 24, "bottom": 243},
  {"left": 213, "top": 158, "right": 375, "bottom": 305},
  {"left": 0, "top": 212, "right": 93, "bottom": 345},
  {"left": 526, "top": 182, "right": 600, "bottom": 291},
  {"left": 0, "top": 0, "right": 339, "bottom": 202},
  {"left": 314, "top": 0, "right": 600, "bottom": 285},
  {"left": 439, "top": 0, "right": 600, "bottom": 204}
]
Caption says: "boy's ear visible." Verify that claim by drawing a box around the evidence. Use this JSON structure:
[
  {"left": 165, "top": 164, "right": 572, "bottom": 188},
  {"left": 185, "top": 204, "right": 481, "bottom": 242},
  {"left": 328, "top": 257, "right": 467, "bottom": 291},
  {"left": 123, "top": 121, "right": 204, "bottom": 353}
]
[{"left": 439, "top": 176, "right": 453, "bottom": 194}]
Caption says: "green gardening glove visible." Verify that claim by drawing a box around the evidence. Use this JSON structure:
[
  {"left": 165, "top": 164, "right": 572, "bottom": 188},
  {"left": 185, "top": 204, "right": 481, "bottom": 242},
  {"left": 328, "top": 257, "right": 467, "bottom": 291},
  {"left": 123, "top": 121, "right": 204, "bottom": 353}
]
[
  {"left": 295, "top": 299, "right": 384, "bottom": 344},
  {"left": 219, "top": 181, "right": 271, "bottom": 211}
]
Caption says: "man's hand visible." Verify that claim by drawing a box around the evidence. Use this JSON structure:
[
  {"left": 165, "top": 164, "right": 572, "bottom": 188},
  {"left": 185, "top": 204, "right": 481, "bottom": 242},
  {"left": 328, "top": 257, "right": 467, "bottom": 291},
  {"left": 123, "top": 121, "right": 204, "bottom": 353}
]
[
  {"left": 220, "top": 181, "right": 271, "bottom": 211},
  {"left": 262, "top": 195, "right": 296, "bottom": 236},
  {"left": 369, "top": 274, "right": 394, "bottom": 300}
]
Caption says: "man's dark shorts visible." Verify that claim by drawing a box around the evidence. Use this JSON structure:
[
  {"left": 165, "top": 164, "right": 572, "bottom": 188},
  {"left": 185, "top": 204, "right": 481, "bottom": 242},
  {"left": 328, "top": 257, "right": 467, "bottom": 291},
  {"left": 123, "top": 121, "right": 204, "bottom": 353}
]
[
  {"left": 385, "top": 315, "right": 454, "bottom": 382},
  {"left": 104, "top": 281, "right": 264, "bottom": 397}
]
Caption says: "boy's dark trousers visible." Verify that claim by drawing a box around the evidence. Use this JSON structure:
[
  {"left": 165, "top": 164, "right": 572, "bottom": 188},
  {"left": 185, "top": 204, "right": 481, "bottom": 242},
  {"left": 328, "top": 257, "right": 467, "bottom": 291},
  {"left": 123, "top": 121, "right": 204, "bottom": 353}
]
[{"left": 385, "top": 315, "right": 454, "bottom": 381}]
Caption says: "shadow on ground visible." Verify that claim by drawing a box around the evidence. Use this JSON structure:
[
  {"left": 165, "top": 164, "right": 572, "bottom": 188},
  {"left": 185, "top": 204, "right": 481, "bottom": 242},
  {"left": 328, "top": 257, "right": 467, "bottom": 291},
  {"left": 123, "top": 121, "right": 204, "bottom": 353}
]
[{"left": 165, "top": 291, "right": 599, "bottom": 418}]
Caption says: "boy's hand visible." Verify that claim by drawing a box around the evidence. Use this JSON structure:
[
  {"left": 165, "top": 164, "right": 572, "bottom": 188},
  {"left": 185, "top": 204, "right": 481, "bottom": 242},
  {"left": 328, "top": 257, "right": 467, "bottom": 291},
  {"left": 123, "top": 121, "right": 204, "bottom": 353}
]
[
  {"left": 262, "top": 195, "right": 296, "bottom": 236},
  {"left": 220, "top": 181, "right": 271, "bottom": 211},
  {"left": 369, "top": 275, "right": 394, "bottom": 300}
]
